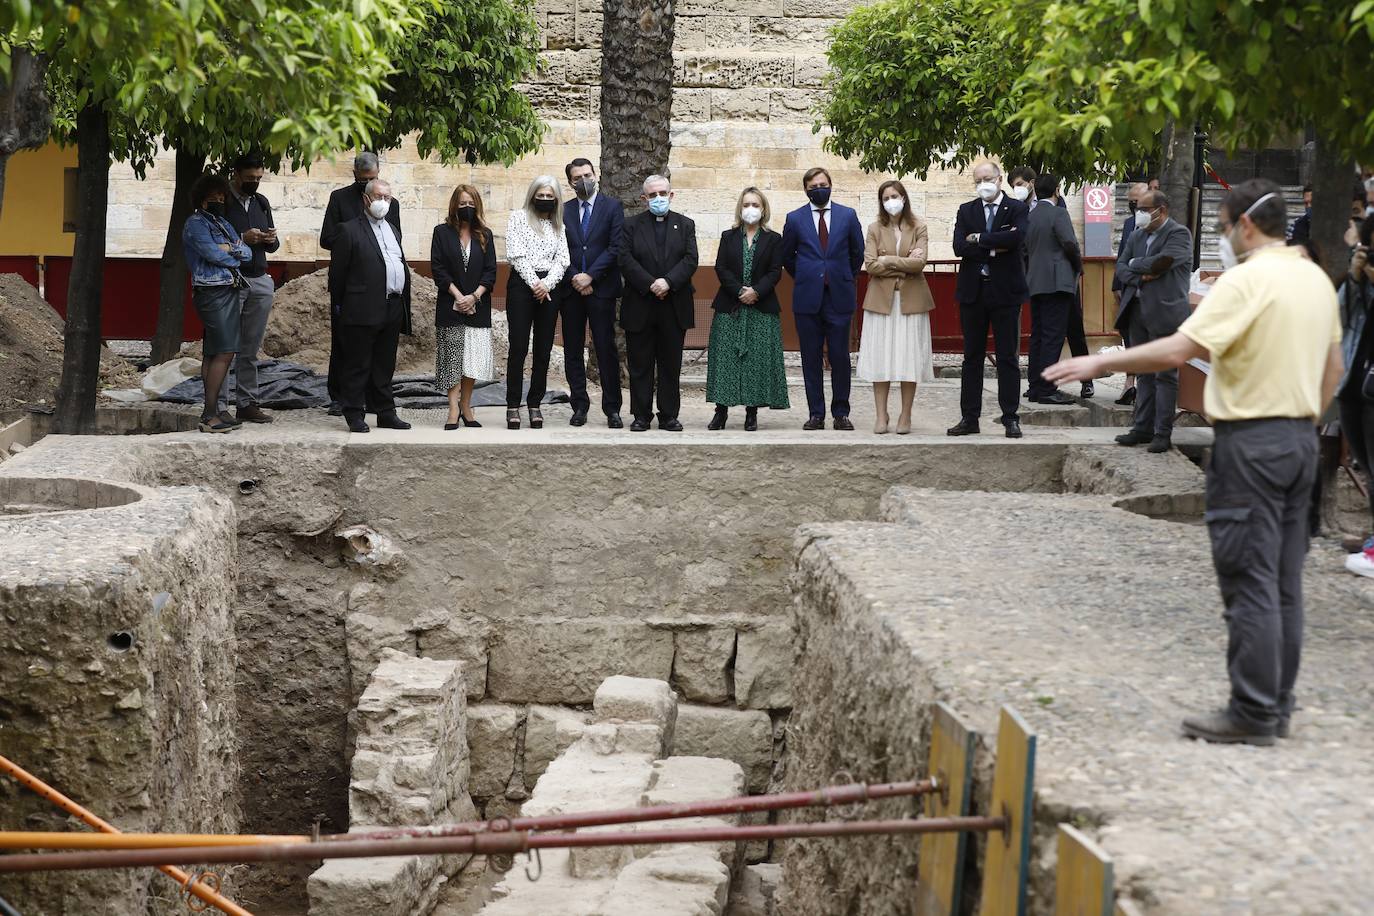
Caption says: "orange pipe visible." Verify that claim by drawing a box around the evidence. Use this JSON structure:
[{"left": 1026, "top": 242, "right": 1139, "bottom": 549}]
[
  {"left": 0, "top": 754, "right": 254, "bottom": 916},
  {"left": 0, "top": 831, "right": 304, "bottom": 851}
]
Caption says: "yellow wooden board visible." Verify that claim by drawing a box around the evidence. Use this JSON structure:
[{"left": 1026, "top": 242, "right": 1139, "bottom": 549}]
[
  {"left": 916, "top": 702, "right": 977, "bottom": 916},
  {"left": 979, "top": 706, "right": 1037, "bottom": 916},
  {"left": 1055, "top": 824, "right": 1114, "bottom": 916}
]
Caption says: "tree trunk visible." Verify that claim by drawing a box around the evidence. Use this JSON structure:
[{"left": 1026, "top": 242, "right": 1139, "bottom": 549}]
[
  {"left": 1157, "top": 118, "right": 1196, "bottom": 232},
  {"left": 150, "top": 145, "right": 207, "bottom": 364},
  {"left": 53, "top": 102, "right": 110, "bottom": 435},
  {"left": 1309, "top": 134, "right": 1356, "bottom": 287},
  {"left": 0, "top": 48, "right": 53, "bottom": 223},
  {"left": 600, "top": 0, "right": 675, "bottom": 211}
]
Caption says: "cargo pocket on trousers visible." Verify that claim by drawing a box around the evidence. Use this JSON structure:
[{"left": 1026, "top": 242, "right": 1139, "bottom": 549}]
[{"left": 1204, "top": 507, "right": 1252, "bottom": 576}]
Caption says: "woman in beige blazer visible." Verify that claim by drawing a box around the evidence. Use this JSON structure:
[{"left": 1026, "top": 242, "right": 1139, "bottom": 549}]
[{"left": 857, "top": 180, "right": 935, "bottom": 434}]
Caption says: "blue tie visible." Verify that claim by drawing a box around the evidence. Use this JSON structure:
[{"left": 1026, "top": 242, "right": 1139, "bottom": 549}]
[{"left": 580, "top": 202, "right": 592, "bottom": 272}]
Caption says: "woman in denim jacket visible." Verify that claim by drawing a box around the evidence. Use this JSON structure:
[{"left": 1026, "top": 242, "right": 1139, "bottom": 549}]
[
  {"left": 182, "top": 173, "right": 253, "bottom": 432},
  {"left": 1339, "top": 219, "right": 1374, "bottom": 571}
]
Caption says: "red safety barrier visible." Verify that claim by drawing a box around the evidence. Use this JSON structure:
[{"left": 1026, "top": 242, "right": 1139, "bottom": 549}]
[{"left": 0, "top": 256, "right": 40, "bottom": 289}]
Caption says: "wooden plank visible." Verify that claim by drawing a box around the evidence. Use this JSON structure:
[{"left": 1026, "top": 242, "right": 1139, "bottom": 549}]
[
  {"left": 1054, "top": 824, "right": 1113, "bottom": 916},
  {"left": 0, "top": 416, "right": 33, "bottom": 457},
  {"left": 916, "top": 702, "right": 977, "bottom": 916},
  {"left": 979, "top": 706, "right": 1037, "bottom": 916}
]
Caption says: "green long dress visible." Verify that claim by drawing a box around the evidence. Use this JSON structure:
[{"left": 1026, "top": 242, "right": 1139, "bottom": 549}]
[{"left": 706, "top": 230, "right": 790, "bottom": 409}]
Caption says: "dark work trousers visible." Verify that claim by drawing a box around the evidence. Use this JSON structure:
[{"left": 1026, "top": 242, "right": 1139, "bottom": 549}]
[
  {"left": 561, "top": 292, "right": 623, "bottom": 416},
  {"left": 958, "top": 284, "right": 1021, "bottom": 422},
  {"left": 338, "top": 296, "right": 403, "bottom": 420},
  {"left": 795, "top": 287, "right": 852, "bottom": 419},
  {"left": 1065, "top": 290, "right": 1089, "bottom": 357},
  {"left": 626, "top": 306, "right": 686, "bottom": 423},
  {"left": 1205, "top": 418, "right": 1317, "bottom": 733},
  {"left": 1339, "top": 392, "right": 1374, "bottom": 532},
  {"left": 1027, "top": 292, "right": 1072, "bottom": 399},
  {"left": 1128, "top": 307, "right": 1178, "bottom": 436},
  {"left": 506, "top": 273, "right": 560, "bottom": 410}
]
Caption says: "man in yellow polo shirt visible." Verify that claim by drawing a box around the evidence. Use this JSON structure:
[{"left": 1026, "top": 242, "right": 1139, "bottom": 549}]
[{"left": 1046, "top": 178, "right": 1344, "bottom": 747}]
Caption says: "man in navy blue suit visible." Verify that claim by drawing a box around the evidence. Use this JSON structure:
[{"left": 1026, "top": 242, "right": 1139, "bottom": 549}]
[
  {"left": 948, "top": 161, "right": 1030, "bottom": 439},
  {"left": 781, "top": 167, "right": 865, "bottom": 430},
  {"left": 561, "top": 158, "right": 626, "bottom": 428}
]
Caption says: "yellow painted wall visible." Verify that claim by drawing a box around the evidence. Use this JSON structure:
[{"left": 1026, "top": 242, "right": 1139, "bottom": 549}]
[{"left": 0, "top": 141, "right": 76, "bottom": 257}]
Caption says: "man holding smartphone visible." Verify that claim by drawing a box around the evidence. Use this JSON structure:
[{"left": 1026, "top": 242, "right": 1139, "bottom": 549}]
[{"left": 222, "top": 152, "right": 280, "bottom": 423}]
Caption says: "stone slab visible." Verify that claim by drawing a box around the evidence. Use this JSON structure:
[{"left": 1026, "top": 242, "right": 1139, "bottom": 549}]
[{"left": 673, "top": 705, "right": 773, "bottom": 792}]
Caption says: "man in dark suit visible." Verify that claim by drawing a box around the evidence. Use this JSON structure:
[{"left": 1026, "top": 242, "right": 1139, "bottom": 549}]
[
  {"left": 1024, "top": 174, "right": 1082, "bottom": 405},
  {"left": 327, "top": 179, "right": 413, "bottom": 434},
  {"left": 320, "top": 152, "right": 402, "bottom": 415},
  {"left": 948, "top": 161, "right": 1030, "bottom": 438},
  {"left": 781, "top": 167, "right": 865, "bottom": 430},
  {"left": 619, "top": 174, "right": 698, "bottom": 432},
  {"left": 1113, "top": 190, "right": 1194, "bottom": 452},
  {"left": 561, "top": 157, "right": 626, "bottom": 428},
  {"left": 1112, "top": 182, "right": 1150, "bottom": 405}
]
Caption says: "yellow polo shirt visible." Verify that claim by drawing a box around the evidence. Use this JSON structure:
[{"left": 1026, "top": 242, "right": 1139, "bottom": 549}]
[{"left": 1179, "top": 245, "right": 1340, "bottom": 421}]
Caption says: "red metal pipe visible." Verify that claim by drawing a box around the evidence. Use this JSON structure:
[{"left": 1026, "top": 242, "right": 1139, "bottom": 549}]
[
  {"left": 0, "top": 817, "right": 1007, "bottom": 874},
  {"left": 342, "top": 778, "right": 937, "bottom": 842}
]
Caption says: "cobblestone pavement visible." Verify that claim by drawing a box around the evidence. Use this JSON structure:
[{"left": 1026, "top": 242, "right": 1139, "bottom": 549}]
[{"left": 797, "top": 488, "right": 1374, "bottom": 914}]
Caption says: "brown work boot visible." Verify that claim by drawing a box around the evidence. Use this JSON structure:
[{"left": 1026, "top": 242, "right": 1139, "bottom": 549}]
[
  {"left": 1181, "top": 710, "right": 1275, "bottom": 747},
  {"left": 237, "top": 405, "right": 274, "bottom": 424}
]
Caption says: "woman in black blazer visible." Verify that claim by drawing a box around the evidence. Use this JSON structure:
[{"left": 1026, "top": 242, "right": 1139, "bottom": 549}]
[
  {"left": 431, "top": 184, "right": 497, "bottom": 429},
  {"left": 706, "top": 187, "right": 790, "bottom": 430}
]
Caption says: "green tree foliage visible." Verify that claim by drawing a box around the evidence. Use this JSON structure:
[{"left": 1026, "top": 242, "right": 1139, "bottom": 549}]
[
  {"left": 371, "top": 0, "right": 545, "bottom": 165},
  {"left": 819, "top": 0, "right": 1149, "bottom": 182}
]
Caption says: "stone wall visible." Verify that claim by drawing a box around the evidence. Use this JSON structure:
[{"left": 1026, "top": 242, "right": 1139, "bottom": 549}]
[
  {"left": 103, "top": 0, "right": 1087, "bottom": 266},
  {"left": 0, "top": 474, "right": 240, "bottom": 916}
]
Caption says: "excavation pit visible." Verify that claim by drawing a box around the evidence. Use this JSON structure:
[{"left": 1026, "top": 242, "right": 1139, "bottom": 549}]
[{"left": 0, "top": 421, "right": 1370, "bottom": 916}]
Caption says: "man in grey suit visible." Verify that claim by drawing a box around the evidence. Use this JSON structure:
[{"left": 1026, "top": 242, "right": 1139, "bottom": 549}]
[
  {"left": 1113, "top": 190, "right": 1194, "bottom": 452},
  {"left": 1024, "top": 174, "right": 1082, "bottom": 405}
]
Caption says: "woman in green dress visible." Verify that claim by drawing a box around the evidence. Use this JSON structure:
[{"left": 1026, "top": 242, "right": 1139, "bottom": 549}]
[{"left": 706, "top": 187, "right": 790, "bottom": 430}]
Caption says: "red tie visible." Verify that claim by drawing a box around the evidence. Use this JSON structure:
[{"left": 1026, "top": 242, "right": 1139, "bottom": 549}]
[{"left": 818, "top": 209, "right": 829, "bottom": 251}]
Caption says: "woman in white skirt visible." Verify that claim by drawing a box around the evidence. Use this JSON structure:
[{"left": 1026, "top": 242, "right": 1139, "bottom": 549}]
[
  {"left": 431, "top": 184, "right": 497, "bottom": 429},
  {"left": 858, "top": 180, "right": 935, "bottom": 434}
]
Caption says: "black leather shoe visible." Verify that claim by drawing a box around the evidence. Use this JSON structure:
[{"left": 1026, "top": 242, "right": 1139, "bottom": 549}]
[
  {"left": 1277, "top": 717, "right": 1292, "bottom": 739},
  {"left": 659, "top": 418, "right": 684, "bottom": 432},
  {"left": 630, "top": 418, "right": 650, "bottom": 432},
  {"left": 803, "top": 416, "right": 825, "bottom": 431},
  {"left": 1181, "top": 710, "right": 1275, "bottom": 747},
  {"left": 946, "top": 419, "right": 979, "bottom": 436},
  {"left": 707, "top": 406, "right": 728, "bottom": 430},
  {"left": 607, "top": 414, "right": 624, "bottom": 429},
  {"left": 744, "top": 407, "right": 758, "bottom": 432},
  {"left": 376, "top": 413, "right": 411, "bottom": 430},
  {"left": 1081, "top": 381, "right": 1095, "bottom": 399},
  {"left": 327, "top": 402, "right": 344, "bottom": 417},
  {"left": 345, "top": 415, "right": 370, "bottom": 433},
  {"left": 833, "top": 416, "right": 854, "bottom": 431},
  {"left": 1148, "top": 434, "right": 1172, "bottom": 453},
  {"left": 1114, "top": 429, "right": 1153, "bottom": 446},
  {"left": 1032, "top": 391, "right": 1076, "bottom": 406},
  {"left": 1004, "top": 419, "right": 1023, "bottom": 439},
  {"left": 570, "top": 410, "right": 588, "bottom": 427},
  {"left": 1115, "top": 386, "right": 1137, "bottom": 406}
]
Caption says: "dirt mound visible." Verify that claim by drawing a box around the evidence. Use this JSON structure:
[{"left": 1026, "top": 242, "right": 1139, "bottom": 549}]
[
  {"left": 0, "top": 274, "right": 140, "bottom": 410},
  {"left": 263, "top": 268, "right": 438, "bottom": 373}
]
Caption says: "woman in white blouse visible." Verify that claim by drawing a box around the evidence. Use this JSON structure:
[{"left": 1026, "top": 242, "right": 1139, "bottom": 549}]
[{"left": 505, "top": 175, "right": 571, "bottom": 429}]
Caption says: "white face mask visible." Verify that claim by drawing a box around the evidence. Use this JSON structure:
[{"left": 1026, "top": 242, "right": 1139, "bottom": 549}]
[
  {"left": 368, "top": 198, "right": 390, "bottom": 220},
  {"left": 1009, "top": 185, "right": 1030, "bottom": 202},
  {"left": 740, "top": 205, "right": 762, "bottom": 225},
  {"left": 1135, "top": 209, "right": 1154, "bottom": 230},
  {"left": 1219, "top": 191, "right": 1280, "bottom": 270},
  {"left": 977, "top": 181, "right": 1000, "bottom": 202},
  {"left": 882, "top": 197, "right": 905, "bottom": 216}
]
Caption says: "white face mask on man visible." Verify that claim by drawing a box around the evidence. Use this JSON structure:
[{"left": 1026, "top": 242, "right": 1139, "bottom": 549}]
[
  {"left": 976, "top": 181, "right": 1000, "bottom": 202},
  {"left": 1217, "top": 192, "right": 1279, "bottom": 270},
  {"left": 1009, "top": 185, "right": 1031, "bottom": 202},
  {"left": 368, "top": 198, "right": 390, "bottom": 220}
]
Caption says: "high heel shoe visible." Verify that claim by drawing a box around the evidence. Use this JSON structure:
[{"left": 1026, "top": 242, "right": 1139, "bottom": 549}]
[
  {"left": 506, "top": 408, "right": 521, "bottom": 430},
  {"left": 744, "top": 407, "right": 758, "bottom": 431},
  {"left": 460, "top": 414, "right": 482, "bottom": 428},
  {"left": 444, "top": 418, "right": 461, "bottom": 430},
  {"left": 874, "top": 417, "right": 890, "bottom": 435},
  {"left": 896, "top": 416, "right": 911, "bottom": 435},
  {"left": 528, "top": 407, "right": 544, "bottom": 429},
  {"left": 707, "top": 405, "right": 728, "bottom": 430}
]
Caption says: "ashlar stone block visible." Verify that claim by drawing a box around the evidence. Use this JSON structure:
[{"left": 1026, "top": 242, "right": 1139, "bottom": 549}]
[
  {"left": 735, "top": 623, "right": 794, "bottom": 709},
  {"left": 673, "top": 704, "right": 773, "bottom": 792},
  {"left": 523, "top": 704, "right": 590, "bottom": 782},
  {"left": 599, "top": 847, "right": 732, "bottom": 916},
  {"left": 487, "top": 618, "right": 674, "bottom": 704},
  {"left": 467, "top": 703, "right": 522, "bottom": 798},
  {"left": 594, "top": 676, "right": 678, "bottom": 730}
]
